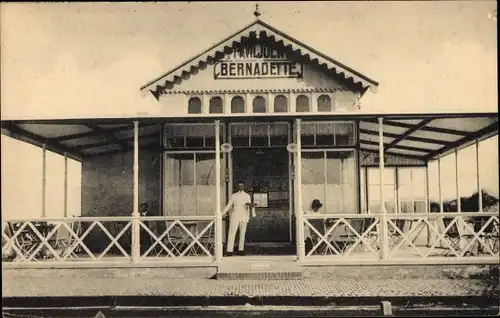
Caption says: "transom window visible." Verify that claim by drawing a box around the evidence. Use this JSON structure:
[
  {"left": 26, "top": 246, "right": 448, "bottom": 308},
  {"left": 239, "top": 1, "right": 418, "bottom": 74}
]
[
  {"left": 230, "top": 122, "right": 289, "bottom": 147},
  {"left": 300, "top": 121, "right": 356, "bottom": 147},
  {"left": 187, "top": 97, "right": 202, "bottom": 114},
  {"left": 164, "top": 123, "right": 225, "bottom": 149},
  {"left": 209, "top": 96, "right": 224, "bottom": 113}
]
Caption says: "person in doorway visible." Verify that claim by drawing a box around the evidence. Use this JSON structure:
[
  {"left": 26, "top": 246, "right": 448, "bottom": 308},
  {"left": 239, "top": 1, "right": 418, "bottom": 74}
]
[
  {"left": 304, "top": 199, "right": 323, "bottom": 254},
  {"left": 222, "top": 181, "right": 257, "bottom": 256}
]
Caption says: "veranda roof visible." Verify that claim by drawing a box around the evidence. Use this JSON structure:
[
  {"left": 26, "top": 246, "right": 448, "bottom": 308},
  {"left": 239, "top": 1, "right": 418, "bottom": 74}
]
[{"left": 1, "top": 113, "right": 497, "bottom": 162}]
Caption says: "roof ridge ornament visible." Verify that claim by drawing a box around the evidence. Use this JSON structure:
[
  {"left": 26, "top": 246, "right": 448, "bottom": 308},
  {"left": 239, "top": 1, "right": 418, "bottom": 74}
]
[{"left": 254, "top": 3, "right": 261, "bottom": 19}]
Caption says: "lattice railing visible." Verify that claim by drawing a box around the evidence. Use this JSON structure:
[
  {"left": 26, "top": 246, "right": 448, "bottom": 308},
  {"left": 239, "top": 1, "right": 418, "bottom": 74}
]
[
  {"left": 2, "top": 215, "right": 216, "bottom": 265},
  {"left": 138, "top": 216, "right": 215, "bottom": 259},
  {"left": 386, "top": 212, "right": 499, "bottom": 260},
  {"left": 2, "top": 217, "right": 133, "bottom": 263},
  {"left": 303, "top": 214, "right": 380, "bottom": 259}
]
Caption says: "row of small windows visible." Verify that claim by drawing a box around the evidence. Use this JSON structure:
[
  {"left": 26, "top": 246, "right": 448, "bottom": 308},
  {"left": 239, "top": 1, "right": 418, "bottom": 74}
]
[{"left": 187, "top": 94, "right": 333, "bottom": 114}]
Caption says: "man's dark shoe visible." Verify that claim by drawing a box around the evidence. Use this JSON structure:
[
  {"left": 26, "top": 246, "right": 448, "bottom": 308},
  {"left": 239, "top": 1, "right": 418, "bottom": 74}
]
[
  {"left": 238, "top": 250, "right": 246, "bottom": 256},
  {"left": 225, "top": 251, "right": 232, "bottom": 257}
]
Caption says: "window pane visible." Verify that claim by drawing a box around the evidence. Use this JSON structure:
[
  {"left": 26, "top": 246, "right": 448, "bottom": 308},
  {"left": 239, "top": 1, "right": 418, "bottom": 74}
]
[
  {"left": 335, "top": 122, "right": 355, "bottom": 145},
  {"left": 231, "top": 96, "right": 245, "bottom": 113},
  {"left": 188, "top": 97, "right": 202, "bottom": 114},
  {"left": 400, "top": 201, "right": 414, "bottom": 214},
  {"left": 253, "top": 96, "right": 267, "bottom": 113},
  {"left": 296, "top": 95, "right": 310, "bottom": 112},
  {"left": 209, "top": 96, "right": 224, "bottom": 113},
  {"left": 317, "top": 95, "right": 332, "bottom": 112},
  {"left": 269, "top": 123, "right": 289, "bottom": 146},
  {"left": 231, "top": 123, "right": 250, "bottom": 147},
  {"left": 325, "top": 151, "right": 356, "bottom": 214},
  {"left": 316, "top": 123, "right": 335, "bottom": 146},
  {"left": 300, "top": 123, "right": 315, "bottom": 146},
  {"left": 165, "top": 153, "right": 195, "bottom": 216},
  {"left": 274, "top": 95, "right": 288, "bottom": 112},
  {"left": 250, "top": 123, "right": 268, "bottom": 147},
  {"left": 301, "top": 151, "right": 326, "bottom": 213},
  {"left": 196, "top": 153, "right": 217, "bottom": 216}
]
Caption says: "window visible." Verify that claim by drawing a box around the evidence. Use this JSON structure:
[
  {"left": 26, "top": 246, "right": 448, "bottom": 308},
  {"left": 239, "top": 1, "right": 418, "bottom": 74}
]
[
  {"left": 187, "top": 97, "right": 202, "bottom": 114},
  {"left": 165, "top": 123, "right": 222, "bottom": 149},
  {"left": 252, "top": 96, "right": 266, "bottom": 113},
  {"left": 301, "top": 150, "right": 357, "bottom": 214},
  {"left": 366, "top": 168, "right": 396, "bottom": 214},
  {"left": 230, "top": 123, "right": 289, "bottom": 147},
  {"left": 317, "top": 95, "right": 332, "bottom": 112},
  {"left": 209, "top": 96, "right": 223, "bottom": 113},
  {"left": 296, "top": 95, "right": 310, "bottom": 112},
  {"left": 300, "top": 121, "right": 356, "bottom": 147},
  {"left": 164, "top": 152, "right": 225, "bottom": 216},
  {"left": 398, "top": 168, "right": 427, "bottom": 214},
  {"left": 231, "top": 96, "right": 245, "bottom": 113},
  {"left": 274, "top": 95, "right": 288, "bottom": 112}
]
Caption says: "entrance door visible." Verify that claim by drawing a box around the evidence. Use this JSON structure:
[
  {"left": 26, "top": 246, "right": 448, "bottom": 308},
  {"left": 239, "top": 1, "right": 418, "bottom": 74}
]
[{"left": 231, "top": 148, "right": 292, "bottom": 253}]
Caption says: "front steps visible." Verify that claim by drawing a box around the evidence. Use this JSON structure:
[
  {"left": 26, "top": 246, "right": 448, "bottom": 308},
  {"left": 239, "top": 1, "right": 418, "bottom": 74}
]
[{"left": 216, "top": 256, "right": 303, "bottom": 280}]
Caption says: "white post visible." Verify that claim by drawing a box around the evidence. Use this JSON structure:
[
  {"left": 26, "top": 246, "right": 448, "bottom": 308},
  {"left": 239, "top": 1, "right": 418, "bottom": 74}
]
[
  {"left": 455, "top": 148, "right": 460, "bottom": 213},
  {"left": 215, "top": 120, "right": 223, "bottom": 262},
  {"left": 132, "top": 120, "right": 140, "bottom": 263},
  {"left": 425, "top": 164, "right": 431, "bottom": 246},
  {"left": 378, "top": 117, "right": 389, "bottom": 259},
  {"left": 64, "top": 152, "right": 68, "bottom": 218},
  {"left": 295, "top": 119, "right": 305, "bottom": 261},
  {"left": 438, "top": 155, "right": 443, "bottom": 213},
  {"left": 42, "top": 144, "right": 47, "bottom": 218},
  {"left": 476, "top": 140, "right": 483, "bottom": 212}
]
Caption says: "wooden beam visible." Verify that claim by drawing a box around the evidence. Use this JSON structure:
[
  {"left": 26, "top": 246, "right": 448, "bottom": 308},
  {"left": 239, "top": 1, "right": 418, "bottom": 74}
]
[
  {"left": 1, "top": 123, "right": 85, "bottom": 160},
  {"left": 384, "top": 119, "right": 433, "bottom": 153},
  {"left": 360, "top": 128, "right": 450, "bottom": 145},
  {"left": 85, "top": 143, "right": 164, "bottom": 158},
  {"left": 50, "top": 124, "right": 157, "bottom": 142},
  {"left": 84, "top": 124, "right": 130, "bottom": 150},
  {"left": 425, "top": 121, "right": 499, "bottom": 160},
  {"left": 360, "top": 139, "right": 433, "bottom": 154},
  {"left": 360, "top": 148, "right": 426, "bottom": 161},
  {"left": 360, "top": 118, "right": 470, "bottom": 136},
  {"left": 74, "top": 131, "right": 161, "bottom": 150}
]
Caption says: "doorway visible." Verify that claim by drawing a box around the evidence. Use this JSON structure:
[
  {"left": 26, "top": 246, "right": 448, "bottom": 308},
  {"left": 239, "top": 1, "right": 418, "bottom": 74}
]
[{"left": 229, "top": 147, "right": 294, "bottom": 255}]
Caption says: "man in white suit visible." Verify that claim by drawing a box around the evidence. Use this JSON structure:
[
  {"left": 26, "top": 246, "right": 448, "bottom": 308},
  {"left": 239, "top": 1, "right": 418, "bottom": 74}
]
[{"left": 222, "top": 181, "right": 257, "bottom": 256}]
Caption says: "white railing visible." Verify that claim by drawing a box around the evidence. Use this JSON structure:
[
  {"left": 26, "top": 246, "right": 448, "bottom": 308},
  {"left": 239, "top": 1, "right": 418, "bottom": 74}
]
[
  {"left": 303, "top": 214, "right": 380, "bottom": 260},
  {"left": 386, "top": 212, "right": 499, "bottom": 261},
  {"left": 2, "top": 215, "right": 216, "bottom": 267},
  {"left": 303, "top": 212, "right": 499, "bottom": 264},
  {"left": 3, "top": 213, "right": 498, "bottom": 267}
]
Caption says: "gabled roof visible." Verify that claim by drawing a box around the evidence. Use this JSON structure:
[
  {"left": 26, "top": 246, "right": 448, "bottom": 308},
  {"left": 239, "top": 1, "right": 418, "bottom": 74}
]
[{"left": 140, "top": 19, "right": 379, "bottom": 98}]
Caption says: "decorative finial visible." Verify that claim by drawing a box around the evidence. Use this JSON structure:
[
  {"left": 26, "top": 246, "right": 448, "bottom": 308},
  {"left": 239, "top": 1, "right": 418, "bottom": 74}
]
[{"left": 254, "top": 4, "right": 261, "bottom": 19}]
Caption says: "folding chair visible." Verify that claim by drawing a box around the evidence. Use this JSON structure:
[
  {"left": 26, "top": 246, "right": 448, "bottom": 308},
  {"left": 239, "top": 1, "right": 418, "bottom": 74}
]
[
  {"left": 164, "top": 221, "right": 195, "bottom": 257},
  {"left": 10, "top": 222, "right": 39, "bottom": 260},
  {"left": 56, "top": 221, "right": 81, "bottom": 259},
  {"left": 195, "top": 220, "right": 215, "bottom": 256}
]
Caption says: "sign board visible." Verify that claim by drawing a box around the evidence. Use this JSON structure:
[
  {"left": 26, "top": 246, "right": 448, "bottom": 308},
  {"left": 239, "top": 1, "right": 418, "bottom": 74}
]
[
  {"left": 252, "top": 192, "right": 269, "bottom": 208},
  {"left": 214, "top": 43, "right": 303, "bottom": 79}
]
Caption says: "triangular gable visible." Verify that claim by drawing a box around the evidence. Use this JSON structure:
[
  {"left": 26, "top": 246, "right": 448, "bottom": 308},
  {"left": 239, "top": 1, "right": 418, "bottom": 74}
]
[{"left": 140, "top": 19, "right": 379, "bottom": 99}]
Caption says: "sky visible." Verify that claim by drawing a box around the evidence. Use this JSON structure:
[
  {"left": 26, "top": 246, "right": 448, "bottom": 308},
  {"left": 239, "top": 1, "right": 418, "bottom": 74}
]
[
  {"left": 0, "top": 2, "right": 498, "bottom": 218},
  {"left": 0, "top": 1, "right": 497, "bottom": 118}
]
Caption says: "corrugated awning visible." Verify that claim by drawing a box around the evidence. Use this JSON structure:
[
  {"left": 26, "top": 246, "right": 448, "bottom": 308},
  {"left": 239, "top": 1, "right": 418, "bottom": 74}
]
[{"left": 1, "top": 114, "right": 497, "bottom": 162}]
